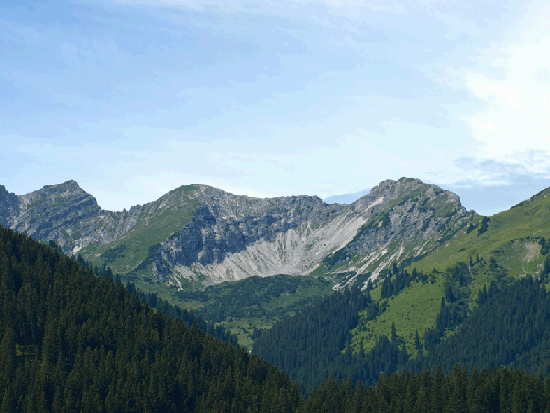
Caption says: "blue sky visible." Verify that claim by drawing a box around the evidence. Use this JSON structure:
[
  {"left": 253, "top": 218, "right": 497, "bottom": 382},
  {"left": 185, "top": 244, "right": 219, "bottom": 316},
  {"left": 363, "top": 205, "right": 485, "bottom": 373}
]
[{"left": 1, "top": 0, "right": 550, "bottom": 215}]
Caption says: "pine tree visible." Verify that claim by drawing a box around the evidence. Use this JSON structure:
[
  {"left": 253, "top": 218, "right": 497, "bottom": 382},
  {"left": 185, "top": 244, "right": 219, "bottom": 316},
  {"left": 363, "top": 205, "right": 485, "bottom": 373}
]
[
  {"left": 415, "top": 330, "right": 422, "bottom": 351},
  {"left": 0, "top": 327, "right": 16, "bottom": 393},
  {"left": 431, "top": 366, "right": 445, "bottom": 413},
  {"left": 447, "top": 365, "right": 468, "bottom": 413}
]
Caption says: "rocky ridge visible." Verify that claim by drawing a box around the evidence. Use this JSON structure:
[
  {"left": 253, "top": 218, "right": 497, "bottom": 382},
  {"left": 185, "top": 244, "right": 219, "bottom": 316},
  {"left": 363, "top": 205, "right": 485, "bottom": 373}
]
[
  {"left": 2, "top": 180, "right": 144, "bottom": 254},
  {"left": 327, "top": 178, "right": 472, "bottom": 285},
  {"left": 0, "top": 178, "right": 475, "bottom": 290}
]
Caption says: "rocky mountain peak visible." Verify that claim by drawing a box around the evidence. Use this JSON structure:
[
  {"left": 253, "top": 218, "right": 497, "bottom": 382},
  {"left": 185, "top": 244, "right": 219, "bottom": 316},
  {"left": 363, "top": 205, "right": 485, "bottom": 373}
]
[
  {"left": 18, "top": 179, "right": 92, "bottom": 208},
  {"left": 7, "top": 180, "right": 101, "bottom": 245},
  {"left": 196, "top": 185, "right": 332, "bottom": 221}
]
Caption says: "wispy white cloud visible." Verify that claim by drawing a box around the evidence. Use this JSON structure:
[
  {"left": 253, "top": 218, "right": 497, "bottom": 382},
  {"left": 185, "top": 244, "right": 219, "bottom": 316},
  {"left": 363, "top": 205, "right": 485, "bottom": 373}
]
[
  {"left": 452, "top": 150, "right": 550, "bottom": 187},
  {"left": 458, "top": 1, "right": 550, "bottom": 162}
]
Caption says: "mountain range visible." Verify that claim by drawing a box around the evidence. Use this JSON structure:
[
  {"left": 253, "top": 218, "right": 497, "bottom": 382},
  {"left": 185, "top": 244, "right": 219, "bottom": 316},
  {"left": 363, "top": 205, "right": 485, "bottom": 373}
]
[
  {"left": 2, "top": 177, "right": 550, "bottom": 349},
  {"left": 3, "top": 175, "right": 550, "bottom": 412},
  {"left": 0, "top": 178, "right": 471, "bottom": 288}
]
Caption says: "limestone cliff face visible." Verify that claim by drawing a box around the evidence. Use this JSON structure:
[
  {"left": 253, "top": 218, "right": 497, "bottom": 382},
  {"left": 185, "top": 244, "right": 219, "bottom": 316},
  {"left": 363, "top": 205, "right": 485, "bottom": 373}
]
[
  {"left": 137, "top": 179, "right": 473, "bottom": 287},
  {"left": 348, "top": 178, "right": 468, "bottom": 256},
  {"left": 139, "top": 186, "right": 347, "bottom": 283},
  {"left": 12, "top": 180, "right": 102, "bottom": 243},
  {"left": 0, "top": 178, "right": 474, "bottom": 289}
]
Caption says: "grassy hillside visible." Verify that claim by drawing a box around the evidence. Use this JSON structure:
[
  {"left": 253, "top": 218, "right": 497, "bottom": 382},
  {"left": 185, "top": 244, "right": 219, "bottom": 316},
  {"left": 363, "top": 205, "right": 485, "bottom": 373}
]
[
  {"left": 350, "top": 186, "right": 550, "bottom": 356},
  {"left": 351, "top": 276, "right": 444, "bottom": 355},
  {"left": 410, "top": 186, "right": 550, "bottom": 276},
  {"left": 81, "top": 184, "right": 200, "bottom": 279}
]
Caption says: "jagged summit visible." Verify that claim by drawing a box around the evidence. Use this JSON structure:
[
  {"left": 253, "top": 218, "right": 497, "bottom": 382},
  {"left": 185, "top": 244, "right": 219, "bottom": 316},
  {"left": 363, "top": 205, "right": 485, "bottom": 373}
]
[
  {"left": 352, "top": 177, "right": 462, "bottom": 207},
  {"left": 41, "top": 179, "right": 81, "bottom": 189}
]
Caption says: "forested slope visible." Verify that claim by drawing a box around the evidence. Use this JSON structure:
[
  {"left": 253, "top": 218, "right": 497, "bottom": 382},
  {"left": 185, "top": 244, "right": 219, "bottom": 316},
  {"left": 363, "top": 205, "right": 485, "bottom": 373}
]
[
  {"left": 253, "top": 286, "right": 407, "bottom": 390},
  {"left": 254, "top": 269, "right": 550, "bottom": 393},
  {"left": 300, "top": 366, "right": 550, "bottom": 413},
  {"left": 412, "top": 277, "right": 550, "bottom": 375},
  {"left": 0, "top": 225, "right": 300, "bottom": 412},
  {"left": 4, "top": 224, "right": 550, "bottom": 412}
]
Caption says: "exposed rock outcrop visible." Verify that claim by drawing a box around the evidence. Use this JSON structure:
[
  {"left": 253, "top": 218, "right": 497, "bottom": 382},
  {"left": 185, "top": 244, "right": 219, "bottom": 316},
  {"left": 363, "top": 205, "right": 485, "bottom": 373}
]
[{"left": 0, "top": 185, "right": 20, "bottom": 227}]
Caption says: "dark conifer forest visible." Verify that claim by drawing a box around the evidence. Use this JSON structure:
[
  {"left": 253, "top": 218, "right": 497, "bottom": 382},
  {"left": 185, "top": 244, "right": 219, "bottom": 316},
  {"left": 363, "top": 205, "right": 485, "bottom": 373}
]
[
  {"left": 0, "top": 226, "right": 300, "bottom": 412},
  {"left": 5, "top": 224, "right": 550, "bottom": 412},
  {"left": 411, "top": 277, "right": 550, "bottom": 375},
  {"left": 254, "top": 267, "right": 550, "bottom": 403},
  {"left": 72, "top": 250, "right": 238, "bottom": 346},
  {"left": 252, "top": 285, "right": 407, "bottom": 391},
  {"left": 299, "top": 366, "right": 549, "bottom": 413}
]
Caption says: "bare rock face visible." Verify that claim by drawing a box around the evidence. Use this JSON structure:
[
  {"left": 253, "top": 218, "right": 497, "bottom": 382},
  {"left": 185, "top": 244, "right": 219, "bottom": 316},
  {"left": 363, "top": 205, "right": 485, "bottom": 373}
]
[
  {"left": 0, "top": 185, "right": 20, "bottom": 227},
  {"left": 12, "top": 180, "right": 102, "bottom": 242},
  {"left": 0, "top": 181, "right": 145, "bottom": 254},
  {"left": 347, "top": 178, "right": 468, "bottom": 255},
  {"left": 0, "top": 177, "right": 473, "bottom": 289},
  {"left": 138, "top": 187, "right": 347, "bottom": 283},
  {"left": 136, "top": 179, "right": 472, "bottom": 287},
  {"left": 319, "top": 178, "right": 473, "bottom": 283}
]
